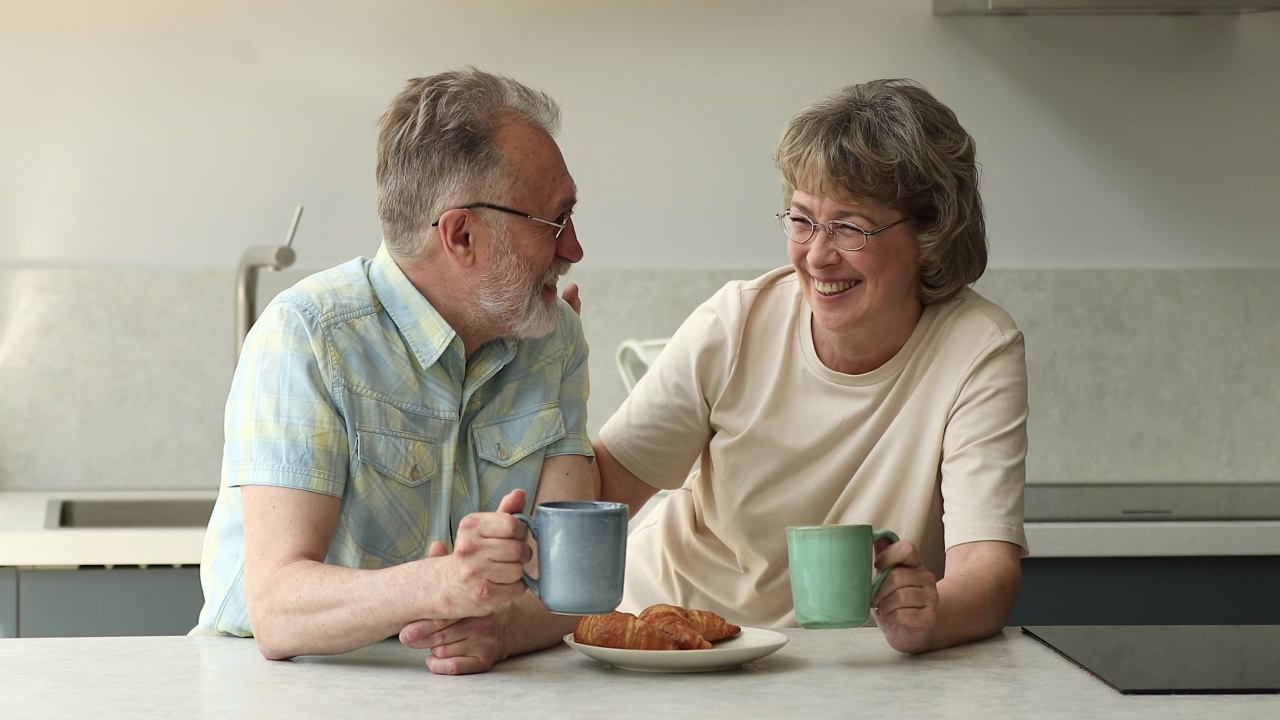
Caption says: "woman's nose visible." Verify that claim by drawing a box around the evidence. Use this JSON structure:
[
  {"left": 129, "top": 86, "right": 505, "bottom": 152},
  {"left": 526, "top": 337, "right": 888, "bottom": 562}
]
[{"left": 806, "top": 230, "right": 841, "bottom": 267}]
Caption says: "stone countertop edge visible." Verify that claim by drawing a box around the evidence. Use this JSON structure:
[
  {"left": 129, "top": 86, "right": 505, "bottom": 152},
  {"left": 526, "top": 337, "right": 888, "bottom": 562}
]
[
  {"left": 0, "top": 490, "right": 215, "bottom": 568},
  {"left": 1023, "top": 520, "right": 1280, "bottom": 558}
]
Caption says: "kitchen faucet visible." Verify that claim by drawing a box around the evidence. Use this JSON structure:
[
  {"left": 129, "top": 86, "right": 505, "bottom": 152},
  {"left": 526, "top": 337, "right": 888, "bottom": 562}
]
[{"left": 235, "top": 205, "right": 302, "bottom": 361}]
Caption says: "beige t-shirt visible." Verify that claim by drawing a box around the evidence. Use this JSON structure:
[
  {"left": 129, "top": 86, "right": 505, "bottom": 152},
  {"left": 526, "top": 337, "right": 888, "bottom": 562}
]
[{"left": 600, "top": 267, "right": 1029, "bottom": 628}]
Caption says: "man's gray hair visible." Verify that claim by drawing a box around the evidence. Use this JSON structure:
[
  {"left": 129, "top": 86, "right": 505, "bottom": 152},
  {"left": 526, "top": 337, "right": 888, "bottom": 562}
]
[{"left": 375, "top": 67, "right": 561, "bottom": 257}]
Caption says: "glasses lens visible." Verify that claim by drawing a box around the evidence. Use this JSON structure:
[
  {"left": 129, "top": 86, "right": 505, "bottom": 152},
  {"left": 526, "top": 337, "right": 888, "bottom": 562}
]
[
  {"left": 829, "top": 221, "right": 868, "bottom": 251},
  {"left": 779, "top": 212, "right": 815, "bottom": 242}
]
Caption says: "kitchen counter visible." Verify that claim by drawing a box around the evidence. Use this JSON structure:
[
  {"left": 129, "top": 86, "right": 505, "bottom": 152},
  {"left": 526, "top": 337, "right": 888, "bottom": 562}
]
[
  {"left": 1023, "top": 482, "right": 1280, "bottom": 558},
  {"left": 3, "top": 490, "right": 1277, "bottom": 567},
  {"left": 0, "top": 491, "right": 214, "bottom": 567},
  {"left": 3, "top": 628, "right": 1276, "bottom": 719}
]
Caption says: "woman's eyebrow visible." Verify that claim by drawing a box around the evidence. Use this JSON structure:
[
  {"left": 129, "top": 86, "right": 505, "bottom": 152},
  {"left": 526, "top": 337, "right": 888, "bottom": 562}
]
[{"left": 792, "top": 201, "right": 876, "bottom": 225}]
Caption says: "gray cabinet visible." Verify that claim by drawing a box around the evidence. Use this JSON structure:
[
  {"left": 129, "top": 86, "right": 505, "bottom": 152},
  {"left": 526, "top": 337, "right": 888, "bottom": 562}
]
[
  {"left": 0, "top": 568, "right": 15, "bottom": 638},
  {"left": 1009, "top": 556, "right": 1280, "bottom": 626},
  {"left": 14, "top": 566, "right": 203, "bottom": 638}
]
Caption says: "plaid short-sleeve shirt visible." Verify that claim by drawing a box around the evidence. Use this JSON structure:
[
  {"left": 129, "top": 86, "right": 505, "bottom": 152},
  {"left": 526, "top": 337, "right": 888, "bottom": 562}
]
[{"left": 195, "top": 244, "right": 591, "bottom": 636}]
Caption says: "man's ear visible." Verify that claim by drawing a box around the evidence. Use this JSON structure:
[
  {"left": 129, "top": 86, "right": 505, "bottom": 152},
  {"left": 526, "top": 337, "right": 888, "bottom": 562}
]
[{"left": 434, "top": 209, "right": 478, "bottom": 268}]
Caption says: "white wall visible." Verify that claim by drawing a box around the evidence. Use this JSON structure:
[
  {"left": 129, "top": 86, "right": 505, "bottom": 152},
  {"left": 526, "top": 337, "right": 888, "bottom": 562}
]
[
  {"left": 3, "top": 0, "right": 1279, "bottom": 492},
  {"left": 2, "top": 0, "right": 1277, "bottom": 272}
]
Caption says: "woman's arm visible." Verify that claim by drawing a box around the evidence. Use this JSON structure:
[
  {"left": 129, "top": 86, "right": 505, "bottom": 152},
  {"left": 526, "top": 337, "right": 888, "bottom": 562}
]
[
  {"left": 871, "top": 539, "right": 1021, "bottom": 654},
  {"left": 592, "top": 439, "right": 660, "bottom": 518}
]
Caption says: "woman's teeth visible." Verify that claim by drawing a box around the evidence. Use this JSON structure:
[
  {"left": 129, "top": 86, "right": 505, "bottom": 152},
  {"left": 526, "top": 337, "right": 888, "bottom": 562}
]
[{"left": 814, "top": 279, "right": 856, "bottom": 296}]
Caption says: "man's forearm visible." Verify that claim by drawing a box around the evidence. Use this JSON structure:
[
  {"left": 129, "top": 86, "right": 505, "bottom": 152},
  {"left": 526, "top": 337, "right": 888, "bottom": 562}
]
[{"left": 251, "top": 558, "right": 444, "bottom": 659}]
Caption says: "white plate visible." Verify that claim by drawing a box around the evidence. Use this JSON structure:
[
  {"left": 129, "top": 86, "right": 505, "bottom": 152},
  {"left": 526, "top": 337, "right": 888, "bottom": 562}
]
[{"left": 563, "top": 627, "right": 789, "bottom": 673}]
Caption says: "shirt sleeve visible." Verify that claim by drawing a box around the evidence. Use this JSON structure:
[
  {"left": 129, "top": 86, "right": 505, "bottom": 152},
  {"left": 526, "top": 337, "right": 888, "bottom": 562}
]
[
  {"left": 599, "top": 283, "right": 740, "bottom": 490},
  {"left": 940, "top": 328, "right": 1031, "bottom": 556},
  {"left": 222, "top": 297, "right": 350, "bottom": 497}
]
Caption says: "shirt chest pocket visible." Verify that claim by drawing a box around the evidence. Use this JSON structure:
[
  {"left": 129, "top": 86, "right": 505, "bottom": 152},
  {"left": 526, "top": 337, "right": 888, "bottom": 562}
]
[
  {"left": 471, "top": 404, "right": 567, "bottom": 498},
  {"left": 345, "top": 425, "right": 438, "bottom": 563},
  {"left": 473, "top": 404, "right": 566, "bottom": 466}
]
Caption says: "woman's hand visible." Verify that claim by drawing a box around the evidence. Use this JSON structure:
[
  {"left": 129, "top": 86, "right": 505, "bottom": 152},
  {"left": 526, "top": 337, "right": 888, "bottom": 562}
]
[
  {"left": 869, "top": 540, "right": 1022, "bottom": 654},
  {"left": 561, "top": 283, "right": 581, "bottom": 315},
  {"left": 869, "top": 538, "right": 940, "bottom": 654}
]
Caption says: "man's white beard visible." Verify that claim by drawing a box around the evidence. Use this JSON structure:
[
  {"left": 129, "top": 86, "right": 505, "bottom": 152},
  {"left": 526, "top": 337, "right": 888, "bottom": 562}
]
[{"left": 474, "top": 229, "right": 568, "bottom": 340}]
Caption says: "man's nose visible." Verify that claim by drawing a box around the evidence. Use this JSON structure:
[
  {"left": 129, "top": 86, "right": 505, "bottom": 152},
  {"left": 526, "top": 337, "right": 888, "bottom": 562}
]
[{"left": 557, "top": 221, "right": 584, "bottom": 263}]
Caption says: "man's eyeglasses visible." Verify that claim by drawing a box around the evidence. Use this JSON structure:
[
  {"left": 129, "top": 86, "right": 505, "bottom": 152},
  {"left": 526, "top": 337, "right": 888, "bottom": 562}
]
[
  {"left": 432, "top": 202, "right": 573, "bottom": 239},
  {"left": 776, "top": 210, "right": 910, "bottom": 252}
]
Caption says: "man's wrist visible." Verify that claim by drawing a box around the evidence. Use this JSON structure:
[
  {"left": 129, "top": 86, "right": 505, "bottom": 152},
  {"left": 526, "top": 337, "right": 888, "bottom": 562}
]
[{"left": 490, "top": 601, "right": 519, "bottom": 662}]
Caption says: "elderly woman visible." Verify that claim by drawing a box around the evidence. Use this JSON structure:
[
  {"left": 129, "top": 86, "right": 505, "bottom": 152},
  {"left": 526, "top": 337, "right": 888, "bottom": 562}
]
[{"left": 594, "top": 79, "right": 1028, "bottom": 654}]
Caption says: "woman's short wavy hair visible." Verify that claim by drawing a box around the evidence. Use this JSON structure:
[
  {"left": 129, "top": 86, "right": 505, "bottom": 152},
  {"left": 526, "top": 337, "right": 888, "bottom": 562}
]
[
  {"left": 775, "top": 79, "right": 987, "bottom": 304},
  {"left": 375, "top": 67, "right": 561, "bottom": 258}
]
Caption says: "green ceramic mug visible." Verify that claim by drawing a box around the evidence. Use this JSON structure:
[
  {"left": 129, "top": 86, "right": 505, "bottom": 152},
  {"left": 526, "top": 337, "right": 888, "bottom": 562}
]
[{"left": 786, "top": 524, "right": 901, "bottom": 629}]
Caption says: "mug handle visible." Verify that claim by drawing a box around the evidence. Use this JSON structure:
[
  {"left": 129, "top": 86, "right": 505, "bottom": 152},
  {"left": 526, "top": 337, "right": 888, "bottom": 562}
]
[
  {"left": 869, "top": 529, "right": 901, "bottom": 596},
  {"left": 512, "top": 513, "right": 541, "bottom": 599}
]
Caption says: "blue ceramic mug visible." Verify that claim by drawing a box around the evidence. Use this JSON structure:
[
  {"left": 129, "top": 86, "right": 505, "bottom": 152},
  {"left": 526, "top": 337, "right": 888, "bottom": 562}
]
[{"left": 513, "top": 501, "right": 628, "bottom": 615}]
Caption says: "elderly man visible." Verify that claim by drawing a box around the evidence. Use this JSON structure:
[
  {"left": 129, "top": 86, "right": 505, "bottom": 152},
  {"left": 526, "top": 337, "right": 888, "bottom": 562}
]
[{"left": 195, "top": 68, "right": 593, "bottom": 675}]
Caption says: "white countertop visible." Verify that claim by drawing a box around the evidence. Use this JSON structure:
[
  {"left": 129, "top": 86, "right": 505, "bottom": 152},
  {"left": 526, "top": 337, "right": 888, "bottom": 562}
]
[
  {"left": 3, "top": 628, "right": 1276, "bottom": 719},
  {"left": 0, "top": 490, "right": 214, "bottom": 567}
]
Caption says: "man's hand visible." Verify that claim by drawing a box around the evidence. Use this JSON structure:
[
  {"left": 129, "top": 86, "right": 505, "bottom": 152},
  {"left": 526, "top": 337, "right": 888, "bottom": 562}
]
[
  {"left": 869, "top": 538, "right": 940, "bottom": 654},
  {"left": 401, "top": 613, "right": 507, "bottom": 675},
  {"left": 400, "top": 455, "right": 593, "bottom": 674},
  {"left": 401, "top": 542, "right": 512, "bottom": 675},
  {"left": 432, "top": 488, "right": 532, "bottom": 619}
]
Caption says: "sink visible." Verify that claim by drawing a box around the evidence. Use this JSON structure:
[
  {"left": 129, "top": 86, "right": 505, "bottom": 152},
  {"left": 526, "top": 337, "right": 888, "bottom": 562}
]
[{"left": 52, "top": 498, "right": 216, "bottom": 528}]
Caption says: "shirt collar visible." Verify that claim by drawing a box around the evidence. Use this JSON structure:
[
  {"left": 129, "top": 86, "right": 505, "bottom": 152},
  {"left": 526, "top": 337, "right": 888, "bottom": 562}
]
[
  {"left": 368, "top": 242, "right": 517, "bottom": 370},
  {"left": 369, "top": 242, "right": 458, "bottom": 369}
]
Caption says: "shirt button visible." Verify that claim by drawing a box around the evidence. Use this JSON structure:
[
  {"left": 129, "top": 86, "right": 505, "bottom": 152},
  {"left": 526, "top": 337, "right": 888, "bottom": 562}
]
[
  {"left": 409, "top": 465, "right": 422, "bottom": 481},
  {"left": 497, "top": 445, "right": 508, "bottom": 460}
]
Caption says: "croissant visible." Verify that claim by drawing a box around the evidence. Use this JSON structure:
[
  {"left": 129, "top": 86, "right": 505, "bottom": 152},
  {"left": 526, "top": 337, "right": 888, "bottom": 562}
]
[
  {"left": 573, "top": 606, "right": 743, "bottom": 651},
  {"left": 573, "top": 612, "right": 679, "bottom": 650},
  {"left": 682, "top": 607, "right": 742, "bottom": 642},
  {"left": 638, "top": 604, "right": 712, "bottom": 650}
]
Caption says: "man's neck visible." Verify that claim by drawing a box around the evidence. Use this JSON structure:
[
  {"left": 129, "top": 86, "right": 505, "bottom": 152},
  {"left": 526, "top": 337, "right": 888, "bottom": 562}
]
[{"left": 398, "top": 258, "right": 495, "bottom": 359}]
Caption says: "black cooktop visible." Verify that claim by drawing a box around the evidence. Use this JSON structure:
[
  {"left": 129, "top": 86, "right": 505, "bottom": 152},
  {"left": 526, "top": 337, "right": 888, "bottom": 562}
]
[{"left": 1023, "top": 625, "right": 1280, "bottom": 694}]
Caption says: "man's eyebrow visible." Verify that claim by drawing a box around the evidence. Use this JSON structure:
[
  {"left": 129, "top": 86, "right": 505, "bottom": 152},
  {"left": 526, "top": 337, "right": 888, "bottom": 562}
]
[{"left": 557, "top": 188, "right": 579, "bottom": 215}]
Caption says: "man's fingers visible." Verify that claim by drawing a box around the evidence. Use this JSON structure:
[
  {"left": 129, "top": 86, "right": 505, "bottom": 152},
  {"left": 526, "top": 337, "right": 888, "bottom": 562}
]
[
  {"left": 400, "top": 618, "right": 452, "bottom": 648},
  {"left": 496, "top": 488, "right": 527, "bottom": 515},
  {"left": 426, "top": 540, "right": 449, "bottom": 559},
  {"left": 427, "top": 654, "right": 491, "bottom": 676}
]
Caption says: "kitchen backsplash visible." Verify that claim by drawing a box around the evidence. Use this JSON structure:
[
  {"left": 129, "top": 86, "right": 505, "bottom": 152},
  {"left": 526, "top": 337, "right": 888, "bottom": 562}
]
[{"left": 1, "top": 266, "right": 1276, "bottom": 491}]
